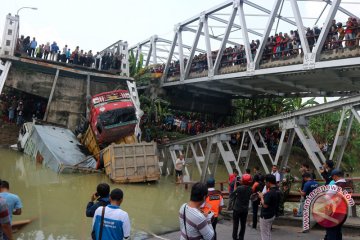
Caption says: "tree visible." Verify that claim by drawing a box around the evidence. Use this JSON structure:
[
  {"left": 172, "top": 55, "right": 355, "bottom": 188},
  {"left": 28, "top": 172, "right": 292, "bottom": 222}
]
[
  {"left": 129, "top": 50, "right": 143, "bottom": 77},
  {"left": 282, "top": 97, "right": 319, "bottom": 111}
]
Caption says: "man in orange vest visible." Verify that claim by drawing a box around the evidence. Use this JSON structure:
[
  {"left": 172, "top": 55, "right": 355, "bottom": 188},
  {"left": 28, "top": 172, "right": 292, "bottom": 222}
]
[{"left": 201, "top": 178, "right": 224, "bottom": 240}]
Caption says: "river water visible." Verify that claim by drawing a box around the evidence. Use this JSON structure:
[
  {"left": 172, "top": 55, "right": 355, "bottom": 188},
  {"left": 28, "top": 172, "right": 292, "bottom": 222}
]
[{"left": 0, "top": 147, "right": 229, "bottom": 240}]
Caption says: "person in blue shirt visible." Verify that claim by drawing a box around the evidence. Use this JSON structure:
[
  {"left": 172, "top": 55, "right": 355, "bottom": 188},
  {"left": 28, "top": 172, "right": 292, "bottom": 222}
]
[
  {"left": 92, "top": 188, "right": 130, "bottom": 240},
  {"left": 29, "top": 37, "right": 37, "bottom": 57},
  {"left": 0, "top": 180, "right": 23, "bottom": 224},
  {"left": 66, "top": 49, "right": 71, "bottom": 63},
  {"left": 298, "top": 173, "right": 319, "bottom": 233},
  {"left": 300, "top": 173, "right": 319, "bottom": 197},
  {"left": 50, "top": 41, "right": 59, "bottom": 61}
]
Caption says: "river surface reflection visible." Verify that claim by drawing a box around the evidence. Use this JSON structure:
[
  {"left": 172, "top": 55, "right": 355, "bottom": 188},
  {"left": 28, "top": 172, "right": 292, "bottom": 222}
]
[{"left": 0, "top": 147, "right": 228, "bottom": 240}]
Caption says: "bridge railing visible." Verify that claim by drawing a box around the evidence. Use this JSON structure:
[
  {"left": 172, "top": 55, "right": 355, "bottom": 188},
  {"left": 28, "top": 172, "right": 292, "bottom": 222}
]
[{"left": 161, "top": 38, "right": 360, "bottom": 83}]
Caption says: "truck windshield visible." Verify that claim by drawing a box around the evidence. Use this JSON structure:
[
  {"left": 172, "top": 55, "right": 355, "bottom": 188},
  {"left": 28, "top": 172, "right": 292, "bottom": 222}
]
[{"left": 98, "top": 107, "right": 136, "bottom": 127}]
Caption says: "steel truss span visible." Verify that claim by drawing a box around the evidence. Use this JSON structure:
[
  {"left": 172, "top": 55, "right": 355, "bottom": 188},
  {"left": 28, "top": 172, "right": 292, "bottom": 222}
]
[
  {"left": 129, "top": 0, "right": 360, "bottom": 98},
  {"left": 158, "top": 94, "right": 360, "bottom": 182}
]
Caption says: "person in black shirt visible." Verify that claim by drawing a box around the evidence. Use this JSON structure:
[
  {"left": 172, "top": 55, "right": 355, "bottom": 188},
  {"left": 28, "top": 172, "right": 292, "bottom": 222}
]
[
  {"left": 230, "top": 174, "right": 252, "bottom": 240},
  {"left": 251, "top": 174, "right": 265, "bottom": 229},
  {"left": 323, "top": 169, "right": 350, "bottom": 240},
  {"left": 258, "top": 174, "right": 280, "bottom": 240},
  {"left": 320, "top": 160, "right": 334, "bottom": 185},
  {"left": 86, "top": 183, "right": 110, "bottom": 217}
]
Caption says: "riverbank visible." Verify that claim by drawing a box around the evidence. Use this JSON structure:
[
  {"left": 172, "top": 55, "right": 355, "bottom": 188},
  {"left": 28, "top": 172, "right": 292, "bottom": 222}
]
[
  {"left": 146, "top": 218, "right": 360, "bottom": 240},
  {"left": 0, "top": 120, "right": 19, "bottom": 146}
]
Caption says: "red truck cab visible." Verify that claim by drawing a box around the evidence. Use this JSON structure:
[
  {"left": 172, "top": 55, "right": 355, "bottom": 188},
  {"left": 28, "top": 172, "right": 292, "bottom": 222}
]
[{"left": 90, "top": 90, "right": 137, "bottom": 146}]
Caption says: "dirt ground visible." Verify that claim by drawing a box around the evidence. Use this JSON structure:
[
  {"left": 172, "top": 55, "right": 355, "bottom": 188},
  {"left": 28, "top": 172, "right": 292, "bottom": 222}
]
[{"left": 0, "top": 120, "right": 20, "bottom": 146}]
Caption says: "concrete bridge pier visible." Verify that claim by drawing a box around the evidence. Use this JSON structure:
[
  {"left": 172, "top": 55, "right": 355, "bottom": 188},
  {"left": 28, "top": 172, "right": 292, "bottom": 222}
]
[{"left": 1, "top": 55, "right": 132, "bottom": 130}]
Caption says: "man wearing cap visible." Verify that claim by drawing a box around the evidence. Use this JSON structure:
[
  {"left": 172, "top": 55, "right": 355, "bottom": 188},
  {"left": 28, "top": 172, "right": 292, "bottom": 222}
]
[
  {"left": 201, "top": 178, "right": 223, "bottom": 240},
  {"left": 320, "top": 160, "right": 334, "bottom": 185},
  {"left": 323, "top": 169, "right": 351, "bottom": 240},
  {"left": 230, "top": 174, "right": 252, "bottom": 240},
  {"left": 92, "top": 188, "right": 130, "bottom": 240}
]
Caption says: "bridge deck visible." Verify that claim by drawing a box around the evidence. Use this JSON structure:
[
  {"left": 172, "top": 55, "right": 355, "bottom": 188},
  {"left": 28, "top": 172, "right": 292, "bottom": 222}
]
[
  {"left": 161, "top": 52, "right": 360, "bottom": 98},
  {"left": 1, "top": 55, "right": 132, "bottom": 83}
]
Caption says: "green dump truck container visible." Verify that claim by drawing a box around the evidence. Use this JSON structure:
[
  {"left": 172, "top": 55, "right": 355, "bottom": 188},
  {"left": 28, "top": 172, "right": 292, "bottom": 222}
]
[{"left": 102, "top": 142, "right": 160, "bottom": 183}]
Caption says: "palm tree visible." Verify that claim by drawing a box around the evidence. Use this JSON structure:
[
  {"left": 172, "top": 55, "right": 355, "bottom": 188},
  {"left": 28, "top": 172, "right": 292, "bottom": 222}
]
[
  {"left": 282, "top": 97, "right": 319, "bottom": 111},
  {"left": 129, "top": 50, "right": 143, "bottom": 77}
]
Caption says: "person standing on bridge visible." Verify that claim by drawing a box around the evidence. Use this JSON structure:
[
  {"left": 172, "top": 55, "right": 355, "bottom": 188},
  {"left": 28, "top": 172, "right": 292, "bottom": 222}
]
[
  {"left": 44, "top": 42, "right": 50, "bottom": 60},
  {"left": 29, "top": 37, "right": 37, "bottom": 57},
  {"left": 175, "top": 154, "right": 186, "bottom": 183},
  {"left": 50, "top": 42, "right": 59, "bottom": 61}
]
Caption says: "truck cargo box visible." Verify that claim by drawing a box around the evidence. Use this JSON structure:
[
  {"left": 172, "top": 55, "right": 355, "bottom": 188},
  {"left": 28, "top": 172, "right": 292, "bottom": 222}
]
[
  {"left": 103, "top": 143, "right": 160, "bottom": 183},
  {"left": 81, "top": 126, "right": 101, "bottom": 161}
]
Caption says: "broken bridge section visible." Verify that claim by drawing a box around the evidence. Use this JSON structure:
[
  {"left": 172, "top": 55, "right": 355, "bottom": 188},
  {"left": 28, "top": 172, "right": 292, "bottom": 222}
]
[
  {"left": 0, "top": 55, "right": 132, "bottom": 130},
  {"left": 159, "top": 95, "right": 360, "bottom": 182}
]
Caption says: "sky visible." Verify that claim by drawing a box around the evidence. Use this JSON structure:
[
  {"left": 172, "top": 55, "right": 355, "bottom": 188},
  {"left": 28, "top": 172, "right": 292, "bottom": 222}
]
[{"left": 0, "top": 0, "right": 359, "bottom": 55}]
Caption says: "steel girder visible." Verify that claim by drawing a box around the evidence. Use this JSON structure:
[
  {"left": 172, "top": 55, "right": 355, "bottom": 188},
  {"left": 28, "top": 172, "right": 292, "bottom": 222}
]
[
  {"left": 159, "top": 95, "right": 360, "bottom": 182},
  {"left": 124, "top": 0, "right": 357, "bottom": 98}
]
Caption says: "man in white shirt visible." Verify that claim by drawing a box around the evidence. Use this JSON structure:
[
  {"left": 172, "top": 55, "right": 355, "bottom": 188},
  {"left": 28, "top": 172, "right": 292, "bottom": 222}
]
[
  {"left": 175, "top": 154, "right": 186, "bottom": 183},
  {"left": 271, "top": 165, "right": 281, "bottom": 184}
]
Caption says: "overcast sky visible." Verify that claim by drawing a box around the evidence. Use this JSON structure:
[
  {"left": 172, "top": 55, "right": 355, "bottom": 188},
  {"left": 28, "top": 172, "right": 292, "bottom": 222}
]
[{"left": 0, "top": 0, "right": 359, "bottom": 54}]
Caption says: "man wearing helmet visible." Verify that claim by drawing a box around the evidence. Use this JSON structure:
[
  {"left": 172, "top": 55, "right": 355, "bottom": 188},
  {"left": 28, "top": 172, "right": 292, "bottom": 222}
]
[
  {"left": 201, "top": 178, "right": 224, "bottom": 240},
  {"left": 230, "top": 174, "right": 252, "bottom": 240}
]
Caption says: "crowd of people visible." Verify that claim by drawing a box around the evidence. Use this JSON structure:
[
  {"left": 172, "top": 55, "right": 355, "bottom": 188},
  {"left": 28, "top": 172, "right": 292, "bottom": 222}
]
[
  {"left": 0, "top": 179, "right": 23, "bottom": 240},
  {"left": 0, "top": 92, "right": 46, "bottom": 126},
  {"left": 15, "top": 36, "right": 124, "bottom": 72},
  {"left": 162, "top": 115, "right": 225, "bottom": 135},
  {"left": 164, "top": 17, "right": 360, "bottom": 77},
  {"left": 176, "top": 157, "right": 354, "bottom": 240}
]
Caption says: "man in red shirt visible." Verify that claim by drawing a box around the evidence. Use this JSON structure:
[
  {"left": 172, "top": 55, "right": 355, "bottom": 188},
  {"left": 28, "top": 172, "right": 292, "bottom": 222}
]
[
  {"left": 345, "top": 17, "right": 354, "bottom": 47},
  {"left": 228, "top": 169, "right": 239, "bottom": 194}
]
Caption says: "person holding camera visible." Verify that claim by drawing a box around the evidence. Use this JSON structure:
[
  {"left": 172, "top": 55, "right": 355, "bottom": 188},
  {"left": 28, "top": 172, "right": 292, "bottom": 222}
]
[
  {"left": 230, "top": 174, "right": 252, "bottom": 240},
  {"left": 86, "top": 183, "right": 110, "bottom": 218},
  {"left": 92, "top": 188, "right": 130, "bottom": 240}
]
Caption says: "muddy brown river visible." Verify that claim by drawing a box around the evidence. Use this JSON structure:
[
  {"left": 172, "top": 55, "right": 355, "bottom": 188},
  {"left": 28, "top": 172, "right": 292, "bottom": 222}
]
[{"left": 0, "top": 147, "right": 230, "bottom": 240}]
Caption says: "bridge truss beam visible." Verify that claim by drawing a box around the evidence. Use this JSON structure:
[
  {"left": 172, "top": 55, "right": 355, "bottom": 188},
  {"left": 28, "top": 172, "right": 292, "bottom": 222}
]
[
  {"left": 127, "top": 0, "right": 358, "bottom": 98},
  {"left": 158, "top": 95, "right": 360, "bottom": 183}
]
